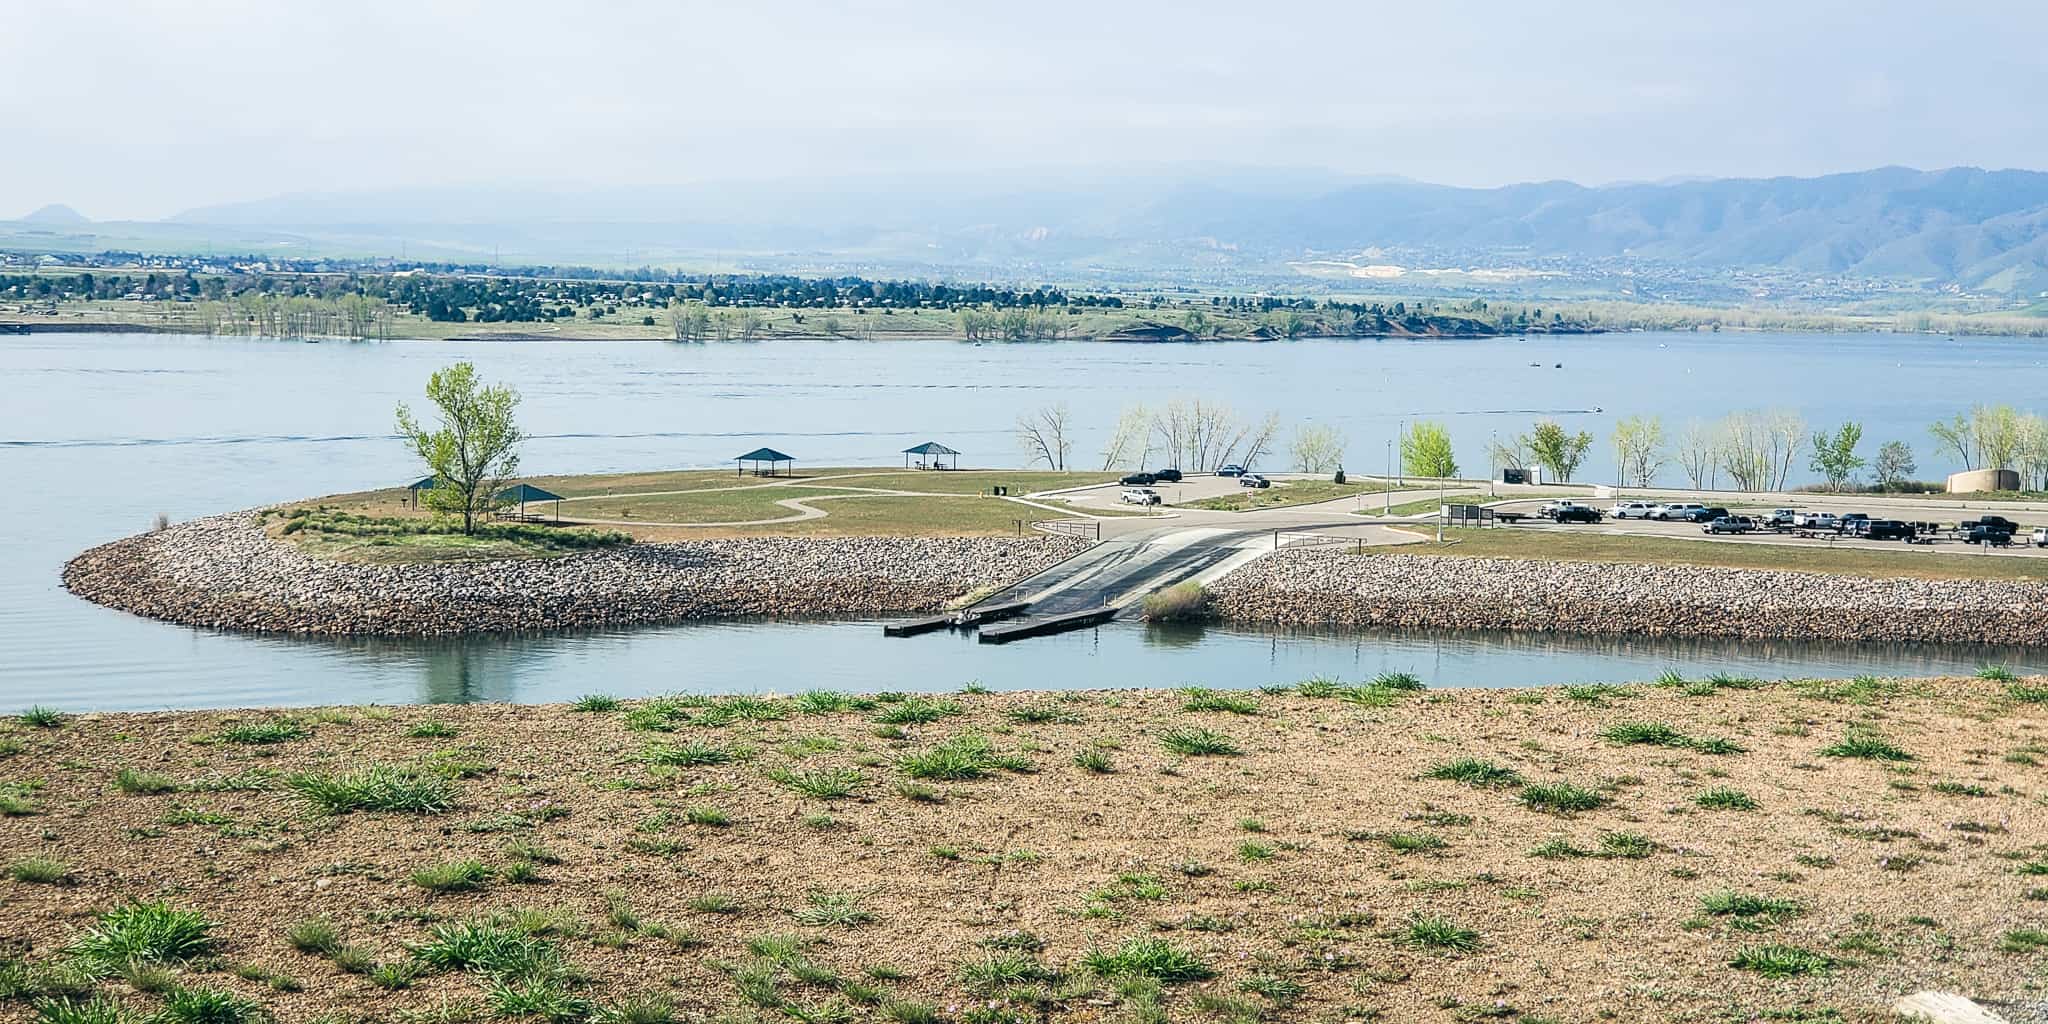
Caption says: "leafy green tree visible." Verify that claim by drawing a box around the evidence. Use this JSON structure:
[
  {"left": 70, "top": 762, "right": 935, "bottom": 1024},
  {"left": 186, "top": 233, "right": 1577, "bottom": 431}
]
[
  {"left": 1610, "top": 415, "right": 1669, "bottom": 488},
  {"left": 1929, "top": 413, "right": 1974, "bottom": 470},
  {"left": 1524, "top": 420, "right": 1593, "bottom": 482},
  {"left": 1290, "top": 423, "right": 1346, "bottom": 473},
  {"left": 395, "top": 362, "right": 523, "bottom": 535},
  {"left": 1809, "top": 422, "right": 1865, "bottom": 491},
  {"left": 1873, "top": 440, "right": 1916, "bottom": 490},
  {"left": 1401, "top": 421, "right": 1458, "bottom": 479}
]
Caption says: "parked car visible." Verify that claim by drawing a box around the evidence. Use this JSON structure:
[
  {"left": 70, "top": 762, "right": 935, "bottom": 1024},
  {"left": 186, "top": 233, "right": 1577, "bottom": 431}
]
[
  {"left": 1119, "top": 472, "right": 1156, "bottom": 486},
  {"left": 1151, "top": 468, "right": 1183, "bottom": 483},
  {"left": 1120, "top": 488, "right": 1161, "bottom": 506},
  {"left": 1793, "top": 511, "right": 1839, "bottom": 531},
  {"left": 1702, "top": 515, "right": 1754, "bottom": 534},
  {"left": 1765, "top": 508, "right": 1799, "bottom": 527},
  {"left": 1652, "top": 502, "right": 1706, "bottom": 521},
  {"left": 1863, "top": 520, "right": 1916, "bottom": 541},
  {"left": 1215, "top": 465, "right": 1245, "bottom": 477},
  {"left": 1962, "top": 516, "right": 2018, "bottom": 545},
  {"left": 1682, "top": 506, "right": 1730, "bottom": 523},
  {"left": 1838, "top": 513, "right": 1872, "bottom": 534},
  {"left": 2031, "top": 526, "right": 2048, "bottom": 548},
  {"left": 1239, "top": 474, "right": 1271, "bottom": 489},
  {"left": 1608, "top": 500, "right": 1658, "bottom": 519},
  {"left": 1551, "top": 504, "right": 1604, "bottom": 524}
]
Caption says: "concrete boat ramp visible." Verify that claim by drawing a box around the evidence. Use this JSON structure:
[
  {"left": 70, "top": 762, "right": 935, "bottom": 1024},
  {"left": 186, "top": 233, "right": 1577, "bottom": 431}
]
[{"left": 882, "top": 524, "right": 1331, "bottom": 644}]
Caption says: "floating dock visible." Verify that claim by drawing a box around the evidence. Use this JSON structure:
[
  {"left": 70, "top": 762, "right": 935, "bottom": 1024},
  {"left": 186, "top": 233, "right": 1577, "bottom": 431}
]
[{"left": 977, "top": 607, "right": 1117, "bottom": 645}]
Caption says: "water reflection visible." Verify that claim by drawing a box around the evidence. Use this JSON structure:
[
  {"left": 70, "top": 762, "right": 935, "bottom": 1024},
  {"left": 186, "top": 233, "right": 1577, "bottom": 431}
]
[{"left": 23, "top": 617, "right": 2035, "bottom": 712}]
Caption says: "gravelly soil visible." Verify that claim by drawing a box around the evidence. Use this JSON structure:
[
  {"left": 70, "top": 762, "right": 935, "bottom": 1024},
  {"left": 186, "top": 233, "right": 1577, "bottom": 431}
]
[{"left": 5, "top": 678, "right": 2048, "bottom": 1024}]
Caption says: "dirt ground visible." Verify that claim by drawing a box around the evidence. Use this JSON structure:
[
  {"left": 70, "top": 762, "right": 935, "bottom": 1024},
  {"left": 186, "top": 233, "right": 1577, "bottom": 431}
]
[{"left": 5, "top": 676, "right": 2048, "bottom": 1024}]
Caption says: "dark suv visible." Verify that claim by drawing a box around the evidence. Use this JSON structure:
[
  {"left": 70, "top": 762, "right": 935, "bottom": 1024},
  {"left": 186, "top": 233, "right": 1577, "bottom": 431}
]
[
  {"left": 1863, "top": 520, "right": 1916, "bottom": 541},
  {"left": 1119, "top": 472, "right": 1156, "bottom": 486},
  {"left": 1682, "top": 506, "right": 1730, "bottom": 523},
  {"left": 1963, "top": 516, "right": 2018, "bottom": 545}
]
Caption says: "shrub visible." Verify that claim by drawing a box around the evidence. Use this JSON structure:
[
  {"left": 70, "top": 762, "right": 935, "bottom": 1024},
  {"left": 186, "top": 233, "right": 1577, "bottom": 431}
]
[
  {"left": 1158, "top": 727, "right": 1240, "bottom": 757},
  {"left": 65, "top": 902, "right": 216, "bottom": 975},
  {"left": 287, "top": 765, "right": 453, "bottom": 814},
  {"left": 1141, "top": 582, "right": 1210, "bottom": 623},
  {"left": 1370, "top": 671, "right": 1424, "bottom": 691}
]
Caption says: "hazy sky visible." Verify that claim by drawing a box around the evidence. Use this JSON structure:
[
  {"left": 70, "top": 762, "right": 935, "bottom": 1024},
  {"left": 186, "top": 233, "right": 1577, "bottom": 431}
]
[{"left": 7, "top": 0, "right": 2046, "bottom": 220}]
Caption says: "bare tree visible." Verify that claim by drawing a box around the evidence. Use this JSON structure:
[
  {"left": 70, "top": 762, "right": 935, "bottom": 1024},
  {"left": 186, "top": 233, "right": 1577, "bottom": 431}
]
[
  {"left": 1149, "top": 399, "right": 1192, "bottom": 470},
  {"left": 1610, "top": 414, "right": 1669, "bottom": 488},
  {"left": 1100, "top": 404, "right": 1152, "bottom": 470},
  {"left": 1232, "top": 412, "right": 1283, "bottom": 472},
  {"left": 1676, "top": 419, "right": 1717, "bottom": 489},
  {"left": 1016, "top": 404, "right": 1073, "bottom": 470},
  {"left": 1929, "top": 412, "right": 1975, "bottom": 470}
]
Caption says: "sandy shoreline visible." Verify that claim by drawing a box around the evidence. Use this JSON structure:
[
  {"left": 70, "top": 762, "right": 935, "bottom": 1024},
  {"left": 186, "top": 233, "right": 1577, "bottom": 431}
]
[{"left": 3, "top": 678, "right": 2045, "bottom": 1022}]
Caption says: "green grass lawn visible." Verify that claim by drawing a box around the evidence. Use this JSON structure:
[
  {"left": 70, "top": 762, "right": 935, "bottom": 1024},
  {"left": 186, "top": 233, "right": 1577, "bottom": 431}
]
[
  {"left": 1184, "top": 479, "right": 1391, "bottom": 512},
  {"left": 1391, "top": 527, "right": 2048, "bottom": 581}
]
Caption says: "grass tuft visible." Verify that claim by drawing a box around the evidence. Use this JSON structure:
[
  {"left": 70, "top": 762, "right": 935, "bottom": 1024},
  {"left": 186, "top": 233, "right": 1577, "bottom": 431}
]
[
  {"left": 287, "top": 765, "right": 454, "bottom": 814},
  {"left": 411, "top": 859, "right": 493, "bottom": 893},
  {"left": 18, "top": 706, "right": 67, "bottom": 729},
  {"left": 211, "top": 717, "right": 310, "bottom": 745},
  {"left": 766, "top": 767, "right": 865, "bottom": 800},
  {"left": 1392, "top": 915, "right": 1481, "bottom": 954},
  {"left": 1694, "top": 787, "right": 1759, "bottom": 811},
  {"left": 1520, "top": 782, "right": 1607, "bottom": 814},
  {"left": 10, "top": 856, "right": 73, "bottom": 884},
  {"left": 1158, "top": 727, "right": 1240, "bottom": 757},
  {"left": 1081, "top": 937, "right": 1212, "bottom": 982},
  {"left": 1818, "top": 729, "right": 1914, "bottom": 762},
  {"left": 570, "top": 694, "right": 622, "bottom": 712},
  {"left": 1729, "top": 944, "right": 1832, "bottom": 977},
  {"left": 1425, "top": 758, "right": 1523, "bottom": 788},
  {"left": 65, "top": 902, "right": 216, "bottom": 975}
]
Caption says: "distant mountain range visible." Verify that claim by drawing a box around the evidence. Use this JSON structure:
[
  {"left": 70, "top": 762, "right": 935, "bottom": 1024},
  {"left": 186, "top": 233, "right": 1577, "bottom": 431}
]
[{"left": 10, "top": 166, "right": 2048, "bottom": 296}]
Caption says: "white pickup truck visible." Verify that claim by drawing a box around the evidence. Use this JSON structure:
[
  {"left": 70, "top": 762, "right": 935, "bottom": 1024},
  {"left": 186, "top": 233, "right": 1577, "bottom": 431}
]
[{"left": 1120, "top": 488, "right": 1161, "bottom": 506}]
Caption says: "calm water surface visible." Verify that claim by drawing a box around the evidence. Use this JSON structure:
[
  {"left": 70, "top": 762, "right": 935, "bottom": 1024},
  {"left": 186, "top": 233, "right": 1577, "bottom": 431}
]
[{"left": 5, "top": 330, "right": 2046, "bottom": 711}]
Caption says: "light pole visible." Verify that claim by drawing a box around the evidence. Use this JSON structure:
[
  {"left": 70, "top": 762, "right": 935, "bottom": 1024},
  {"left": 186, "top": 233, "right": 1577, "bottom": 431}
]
[
  {"left": 1489, "top": 430, "right": 1497, "bottom": 498},
  {"left": 1437, "top": 475, "right": 1446, "bottom": 543},
  {"left": 1384, "top": 438, "right": 1393, "bottom": 515}
]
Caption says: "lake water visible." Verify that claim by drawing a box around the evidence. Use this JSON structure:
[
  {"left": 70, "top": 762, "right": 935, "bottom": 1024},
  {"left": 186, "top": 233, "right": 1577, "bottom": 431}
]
[{"left": 6, "top": 330, "right": 2047, "bottom": 711}]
